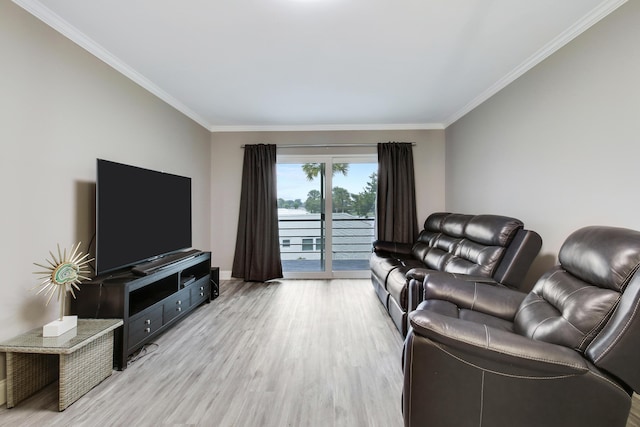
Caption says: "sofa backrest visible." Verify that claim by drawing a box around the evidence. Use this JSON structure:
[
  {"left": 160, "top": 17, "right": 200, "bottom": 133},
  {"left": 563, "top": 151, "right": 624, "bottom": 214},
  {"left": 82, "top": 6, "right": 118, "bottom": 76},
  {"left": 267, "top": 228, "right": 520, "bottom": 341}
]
[
  {"left": 411, "top": 212, "right": 524, "bottom": 280},
  {"left": 513, "top": 226, "right": 640, "bottom": 392}
]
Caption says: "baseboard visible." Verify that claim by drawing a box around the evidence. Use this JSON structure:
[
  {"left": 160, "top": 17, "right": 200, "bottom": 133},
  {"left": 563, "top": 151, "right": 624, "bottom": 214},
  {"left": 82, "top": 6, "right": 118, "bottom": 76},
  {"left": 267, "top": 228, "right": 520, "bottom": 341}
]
[
  {"left": 220, "top": 270, "right": 232, "bottom": 280},
  {"left": 0, "top": 378, "right": 6, "bottom": 406}
]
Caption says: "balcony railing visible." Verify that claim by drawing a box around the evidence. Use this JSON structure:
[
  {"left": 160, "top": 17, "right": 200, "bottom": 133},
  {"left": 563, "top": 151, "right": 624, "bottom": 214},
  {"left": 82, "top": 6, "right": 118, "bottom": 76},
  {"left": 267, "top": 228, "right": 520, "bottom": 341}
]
[{"left": 278, "top": 214, "right": 375, "bottom": 272}]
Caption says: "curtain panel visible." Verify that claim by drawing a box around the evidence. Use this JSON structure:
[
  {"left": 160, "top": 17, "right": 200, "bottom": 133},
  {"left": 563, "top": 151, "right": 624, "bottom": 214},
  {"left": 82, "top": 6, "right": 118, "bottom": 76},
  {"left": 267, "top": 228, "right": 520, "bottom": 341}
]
[
  {"left": 231, "top": 144, "right": 283, "bottom": 281},
  {"left": 377, "top": 142, "right": 419, "bottom": 244}
]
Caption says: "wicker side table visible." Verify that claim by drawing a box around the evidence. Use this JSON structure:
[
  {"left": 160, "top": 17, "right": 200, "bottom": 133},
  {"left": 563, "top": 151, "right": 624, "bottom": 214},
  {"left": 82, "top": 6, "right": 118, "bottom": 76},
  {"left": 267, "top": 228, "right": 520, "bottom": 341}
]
[{"left": 0, "top": 318, "right": 123, "bottom": 411}]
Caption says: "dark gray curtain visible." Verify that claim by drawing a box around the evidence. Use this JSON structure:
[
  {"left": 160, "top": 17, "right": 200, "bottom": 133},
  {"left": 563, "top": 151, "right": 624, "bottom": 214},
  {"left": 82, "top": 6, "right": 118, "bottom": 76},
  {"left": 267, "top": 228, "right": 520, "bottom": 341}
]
[
  {"left": 232, "top": 144, "right": 283, "bottom": 281},
  {"left": 377, "top": 142, "right": 419, "bottom": 243}
]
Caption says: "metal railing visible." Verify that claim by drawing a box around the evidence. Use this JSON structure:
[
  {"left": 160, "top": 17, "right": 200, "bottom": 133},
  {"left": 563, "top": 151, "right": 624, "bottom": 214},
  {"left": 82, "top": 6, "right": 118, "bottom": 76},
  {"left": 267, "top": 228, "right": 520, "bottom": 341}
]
[{"left": 278, "top": 215, "right": 375, "bottom": 271}]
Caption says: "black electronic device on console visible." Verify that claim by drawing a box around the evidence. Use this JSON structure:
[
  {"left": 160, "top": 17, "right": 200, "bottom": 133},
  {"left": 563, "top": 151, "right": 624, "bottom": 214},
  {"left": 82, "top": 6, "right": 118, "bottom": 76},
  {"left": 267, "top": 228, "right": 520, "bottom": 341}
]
[
  {"left": 131, "top": 249, "right": 202, "bottom": 276},
  {"left": 95, "top": 159, "right": 192, "bottom": 277},
  {"left": 210, "top": 267, "right": 220, "bottom": 299}
]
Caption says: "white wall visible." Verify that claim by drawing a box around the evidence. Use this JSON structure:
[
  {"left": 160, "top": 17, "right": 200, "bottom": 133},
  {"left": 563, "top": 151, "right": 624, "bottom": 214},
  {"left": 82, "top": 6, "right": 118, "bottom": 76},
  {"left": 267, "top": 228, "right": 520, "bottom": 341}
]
[
  {"left": 0, "top": 1, "right": 211, "bottom": 384},
  {"left": 211, "top": 130, "right": 446, "bottom": 277},
  {"left": 11, "top": 0, "right": 636, "bottom": 396},
  {"left": 445, "top": 0, "right": 640, "bottom": 285}
]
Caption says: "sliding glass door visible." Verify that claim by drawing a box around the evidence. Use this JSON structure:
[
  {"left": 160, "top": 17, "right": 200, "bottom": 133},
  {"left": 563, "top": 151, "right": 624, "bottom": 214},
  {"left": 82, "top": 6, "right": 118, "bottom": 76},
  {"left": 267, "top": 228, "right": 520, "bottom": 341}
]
[
  {"left": 277, "top": 161, "right": 327, "bottom": 274},
  {"left": 277, "top": 156, "right": 377, "bottom": 278}
]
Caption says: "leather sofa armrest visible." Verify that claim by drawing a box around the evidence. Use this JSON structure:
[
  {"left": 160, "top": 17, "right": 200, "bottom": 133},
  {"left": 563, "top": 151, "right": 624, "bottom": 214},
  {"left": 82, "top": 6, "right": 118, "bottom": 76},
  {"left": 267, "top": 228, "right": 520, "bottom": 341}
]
[
  {"left": 407, "top": 278, "right": 424, "bottom": 314},
  {"left": 407, "top": 268, "right": 442, "bottom": 314},
  {"left": 372, "top": 240, "right": 413, "bottom": 254},
  {"left": 493, "top": 229, "right": 543, "bottom": 289},
  {"left": 422, "top": 272, "right": 527, "bottom": 321},
  {"left": 406, "top": 267, "right": 432, "bottom": 282},
  {"left": 409, "top": 309, "right": 588, "bottom": 375},
  {"left": 419, "top": 270, "right": 501, "bottom": 285},
  {"left": 406, "top": 270, "right": 503, "bottom": 314}
]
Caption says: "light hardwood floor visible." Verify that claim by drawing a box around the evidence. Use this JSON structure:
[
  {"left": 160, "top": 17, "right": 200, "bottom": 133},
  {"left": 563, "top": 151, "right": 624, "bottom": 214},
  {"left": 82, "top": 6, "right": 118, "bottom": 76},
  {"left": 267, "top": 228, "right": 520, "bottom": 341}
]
[
  {"left": 0, "top": 279, "right": 405, "bottom": 426},
  {"left": 2, "top": 278, "right": 640, "bottom": 427},
  {"left": 629, "top": 394, "right": 640, "bottom": 427}
]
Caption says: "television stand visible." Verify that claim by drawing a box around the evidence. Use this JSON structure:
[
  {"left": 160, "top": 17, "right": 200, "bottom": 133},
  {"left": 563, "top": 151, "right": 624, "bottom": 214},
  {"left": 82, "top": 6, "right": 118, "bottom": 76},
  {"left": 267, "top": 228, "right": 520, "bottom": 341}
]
[
  {"left": 131, "top": 249, "right": 202, "bottom": 276},
  {"left": 71, "top": 251, "right": 213, "bottom": 369}
]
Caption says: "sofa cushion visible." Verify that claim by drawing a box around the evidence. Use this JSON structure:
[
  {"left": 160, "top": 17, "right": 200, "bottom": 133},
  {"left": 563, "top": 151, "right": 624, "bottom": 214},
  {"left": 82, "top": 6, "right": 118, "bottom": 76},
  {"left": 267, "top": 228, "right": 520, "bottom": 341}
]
[
  {"left": 412, "top": 215, "right": 524, "bottom": 278},
  {"left": 464, "top": 215, "right": 523, "bottom": 246},
  {"left": 514, "top": 266, "right": 620, "bottom": 352},
  {"left": 424, "top": 212, "right": 451, "bottom": 231},
  {"left": 559, "top": 226, "right": 640, "bottom": 292},
  {"left": 441, "top": 214, "right": 473, "bottom": 237},
  {"left": 415, "top": 234, "right": 462, "bottom": 270},
  {"left": 514, "top": 226, "right": 640, "bottom": 353},
  {"left": 444, "top": 240, "right": 505, "bottom": 276},
  {"left": 423, "top": 248, "right": 453, "bottom": 271},
  {"left": 370, "top": 251, "right": 422, "bottom": 289}
]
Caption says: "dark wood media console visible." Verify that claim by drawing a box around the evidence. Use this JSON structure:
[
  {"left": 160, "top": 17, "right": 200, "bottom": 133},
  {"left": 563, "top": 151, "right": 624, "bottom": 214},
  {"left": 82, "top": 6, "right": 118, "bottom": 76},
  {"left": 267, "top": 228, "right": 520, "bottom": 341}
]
[{"left": 71, "top": 251, "right": 212, "bottom": 369}]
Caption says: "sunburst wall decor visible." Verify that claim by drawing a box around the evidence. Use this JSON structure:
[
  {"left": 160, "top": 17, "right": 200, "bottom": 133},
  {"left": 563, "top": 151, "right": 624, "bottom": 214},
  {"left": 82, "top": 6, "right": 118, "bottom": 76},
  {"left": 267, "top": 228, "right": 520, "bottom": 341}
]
[{"left": 33, "top": 242, "right": 93, "bottom": 335}]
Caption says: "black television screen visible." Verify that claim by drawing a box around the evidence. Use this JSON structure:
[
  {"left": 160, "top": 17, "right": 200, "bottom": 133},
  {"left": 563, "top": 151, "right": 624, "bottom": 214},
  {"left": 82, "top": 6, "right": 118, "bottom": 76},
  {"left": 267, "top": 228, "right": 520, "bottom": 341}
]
[{"left": 95, "top": 159, "right": 192, "bottom": 276}]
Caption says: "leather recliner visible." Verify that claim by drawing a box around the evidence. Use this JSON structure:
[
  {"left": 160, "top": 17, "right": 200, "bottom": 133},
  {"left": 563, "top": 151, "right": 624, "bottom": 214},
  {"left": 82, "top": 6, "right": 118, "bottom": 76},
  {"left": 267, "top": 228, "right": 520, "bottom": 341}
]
[
  {"left": 371, "top": 212, "right": 542, "bottom": 336},
  {"left": 403, "top": 226, "right": 640, "bottom": 427}
]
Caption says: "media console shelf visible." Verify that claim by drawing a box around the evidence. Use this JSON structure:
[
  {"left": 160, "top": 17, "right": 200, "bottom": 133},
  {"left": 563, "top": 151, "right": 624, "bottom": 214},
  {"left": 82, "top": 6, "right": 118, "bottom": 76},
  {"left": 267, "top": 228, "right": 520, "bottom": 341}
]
[{"left": 71, "top": 251, "right": 212, "bottom": 369}]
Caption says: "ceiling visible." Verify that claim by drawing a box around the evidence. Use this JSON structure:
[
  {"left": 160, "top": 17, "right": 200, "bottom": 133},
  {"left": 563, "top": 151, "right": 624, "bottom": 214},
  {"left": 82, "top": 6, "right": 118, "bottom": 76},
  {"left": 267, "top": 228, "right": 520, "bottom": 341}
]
[{"left": 15, "top": 0, "right": 626, "bottom": 132}]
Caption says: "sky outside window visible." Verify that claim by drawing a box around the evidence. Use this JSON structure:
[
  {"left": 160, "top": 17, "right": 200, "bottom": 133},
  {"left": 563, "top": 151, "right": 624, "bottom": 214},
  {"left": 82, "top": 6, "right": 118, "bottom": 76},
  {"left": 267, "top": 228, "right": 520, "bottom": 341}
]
[{"left": 277, "top": 163, "right": 377, "bottom": 201}]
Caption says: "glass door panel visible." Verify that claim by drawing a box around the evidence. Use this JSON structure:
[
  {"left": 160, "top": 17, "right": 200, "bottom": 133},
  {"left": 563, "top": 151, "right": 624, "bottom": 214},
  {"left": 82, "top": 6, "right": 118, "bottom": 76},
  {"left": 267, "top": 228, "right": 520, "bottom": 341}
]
[
  {"left": 276, "top": 162, "right": 326, "bottom": 274},
  {"left": 277, "top": 157, "right": 376, "bottom": 278},
  {"left": 331, "top": 162, "right": 377, "bottom": 271}
]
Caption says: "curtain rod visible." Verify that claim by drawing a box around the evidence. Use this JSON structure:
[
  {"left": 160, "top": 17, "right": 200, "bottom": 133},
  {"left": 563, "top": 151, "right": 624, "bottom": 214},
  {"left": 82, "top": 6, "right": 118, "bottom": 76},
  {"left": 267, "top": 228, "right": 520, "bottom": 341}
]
[{"left": 240, "top": 143, "right": 416, "bottom": 148}]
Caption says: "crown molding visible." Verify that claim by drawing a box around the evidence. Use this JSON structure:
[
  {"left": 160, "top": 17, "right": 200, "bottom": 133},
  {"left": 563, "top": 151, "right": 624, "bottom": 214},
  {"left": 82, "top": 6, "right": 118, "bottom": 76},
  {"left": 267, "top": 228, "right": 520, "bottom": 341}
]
[
  {"left": 13, "top": 0, "right": 213, "bottom": 130},
  {"left": 209, "top": 123, "right": 445, "bottom": 133},
  {"left": 13, "top": 0, "right": 442, "bottom": 134},
  {"left": 443, "top": 0, "right": 628, "bottom": 127},
  {"left": 14, "top": 0, "right": 626, "bottom": 133}
]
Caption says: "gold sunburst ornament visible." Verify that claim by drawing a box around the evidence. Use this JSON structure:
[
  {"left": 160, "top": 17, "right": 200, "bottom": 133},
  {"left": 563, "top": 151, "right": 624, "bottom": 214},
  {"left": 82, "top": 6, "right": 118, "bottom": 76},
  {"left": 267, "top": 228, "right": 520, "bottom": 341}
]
[{"left": 33, "top": 242, "right": 93, "bottom": 336}]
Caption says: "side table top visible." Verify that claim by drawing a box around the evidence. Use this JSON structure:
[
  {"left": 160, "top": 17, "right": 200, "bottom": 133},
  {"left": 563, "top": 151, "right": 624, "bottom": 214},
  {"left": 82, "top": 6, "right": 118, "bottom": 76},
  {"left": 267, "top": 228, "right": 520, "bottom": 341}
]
[{"left": 0, "top": 319, "right": 123, "bottom": 354}]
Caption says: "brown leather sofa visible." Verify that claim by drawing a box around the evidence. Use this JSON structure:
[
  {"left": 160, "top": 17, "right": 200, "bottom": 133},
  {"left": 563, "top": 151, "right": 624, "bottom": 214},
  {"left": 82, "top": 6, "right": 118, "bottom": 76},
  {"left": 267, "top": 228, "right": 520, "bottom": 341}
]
[
  {"left": 370, "top": 212, "right": 542, "bottom": 335},
  {"left": 403, "top": 226, "right": 640, "bottom": 427}
]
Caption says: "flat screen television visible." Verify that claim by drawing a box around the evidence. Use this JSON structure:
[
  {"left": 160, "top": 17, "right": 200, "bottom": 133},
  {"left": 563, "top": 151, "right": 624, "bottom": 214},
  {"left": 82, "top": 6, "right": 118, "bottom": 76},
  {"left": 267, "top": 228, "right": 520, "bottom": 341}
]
[{"left": 95, "top": 159, "right": 192, "bottom": 276}]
